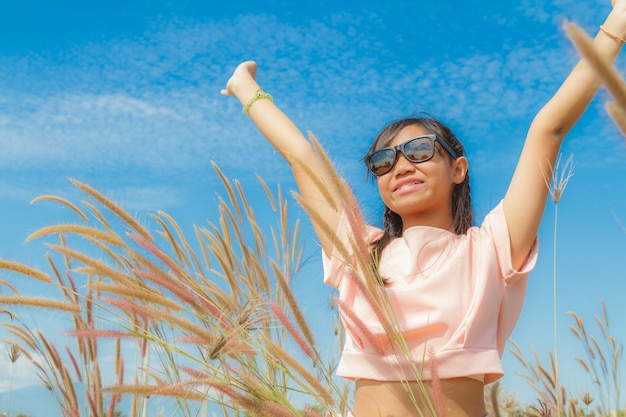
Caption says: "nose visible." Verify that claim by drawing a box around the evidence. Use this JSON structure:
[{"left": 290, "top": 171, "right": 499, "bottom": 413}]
[{"left": 392, "top": 151, "right": 415, "bottom": 175}]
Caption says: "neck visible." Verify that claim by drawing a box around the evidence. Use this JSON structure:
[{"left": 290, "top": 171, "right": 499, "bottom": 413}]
[{"left": 401, "top": 209, "right": 455, "bottom": 234}]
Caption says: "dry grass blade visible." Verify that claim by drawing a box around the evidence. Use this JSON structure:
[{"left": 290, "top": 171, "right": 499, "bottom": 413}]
[
  {"left": 269, "top": 343, "right": 335, "bottom": 407},
  {"left": 565, "top": 20, "right": 626, "bottom": 118},
  {"left": 256, "top": 173, "right": 277, "bottom": 211},
  {"left": 26, "top": 224, "right": 124, "bottom": 246},
  {"left": 0, "top": 278, "right": 18, "bottom": 294},
  {"left": 211, "top": 162, "right": 243, "bottom": 223},
  {"left": 69, "top": 178, "right": 153, "bottom": 241},
  {"left": 605, "top": 101, "right": 626, "bottom": 136},
  {"left": 47, "top": 244, "right": 137, "bottom": 288},
  {"left": 30, "top": 195, "right": 90, "bottom": 222},
  {"left": 149, "top": 213, "right": 190, "bottom": 267},
  {"left": 307, "top": 131, "right": 350, "bottom": 204},
  {"left": 290, "top": 154, "right": 339, "bottom": 212},
  {"left": 269, "top": 259, "right": 316, "bottom": 351},
  {"left": 90, "top": 280, "right": 184, "bottom": 312},
  {"left": 268, "top": 300, "right": 314, "bottom": 359}
]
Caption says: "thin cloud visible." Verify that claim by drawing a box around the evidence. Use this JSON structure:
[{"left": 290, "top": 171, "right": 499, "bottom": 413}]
[{"left": 0, "top": 9, "right": 615, "bottom": 209}]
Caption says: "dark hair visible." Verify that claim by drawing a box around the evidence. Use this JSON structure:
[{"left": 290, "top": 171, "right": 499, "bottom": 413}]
[{"left": 365, "top": 116, "right": 473, "bottom": 258}]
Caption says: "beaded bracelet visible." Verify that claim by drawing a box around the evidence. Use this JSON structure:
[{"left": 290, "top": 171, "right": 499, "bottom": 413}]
[
  {"left": 243, "top": 89, "right": 273, "bottom": 116},
  {"left": 600, "top": 25, "right": 626, "bottom": 44}
]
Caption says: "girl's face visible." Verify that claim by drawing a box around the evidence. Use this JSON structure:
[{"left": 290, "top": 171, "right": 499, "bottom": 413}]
[{"left": 375, "top": 125, "right": 467, "bottom": 232}]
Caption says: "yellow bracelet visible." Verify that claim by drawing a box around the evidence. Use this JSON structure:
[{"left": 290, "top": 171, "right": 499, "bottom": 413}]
[
  {"left": 242, "top": 89, "right": 273, "bottom": 116},
  {"left": 600, "top": 25, "right": 626, "bottom": 44}
]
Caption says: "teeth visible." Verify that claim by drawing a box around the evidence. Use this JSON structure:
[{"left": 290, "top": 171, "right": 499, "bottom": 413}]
[{"left": 398, "top": 182, "right": 421, "bottom": 190}]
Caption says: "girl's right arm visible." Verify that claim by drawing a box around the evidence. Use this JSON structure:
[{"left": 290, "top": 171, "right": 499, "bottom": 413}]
[{"left": 221, "top": 61, "right": 345, "bottom": 256}]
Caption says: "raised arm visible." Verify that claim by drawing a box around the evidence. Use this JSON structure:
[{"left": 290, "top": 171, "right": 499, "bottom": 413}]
[
  {"left": 504, "top": 1, "right": 626, "bottom": 269},
  {"left": 221, "top": 61, "right": 345, "bottom": 256}
]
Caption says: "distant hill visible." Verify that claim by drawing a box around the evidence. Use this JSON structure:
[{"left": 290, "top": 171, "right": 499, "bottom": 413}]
[{"left": 0, "top": 385, "right": 63, "bottom": 417}]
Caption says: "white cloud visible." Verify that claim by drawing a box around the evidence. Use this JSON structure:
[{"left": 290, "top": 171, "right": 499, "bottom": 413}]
[
  {"left": 0, "top": 7, "right": 618, "bottom": 208},
  {"left": 0, "top": 347, "right": 43, "bottom": 392}
]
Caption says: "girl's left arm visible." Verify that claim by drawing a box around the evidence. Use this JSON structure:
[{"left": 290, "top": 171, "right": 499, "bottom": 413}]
[{"left": 503, "top": 1, "right": 626, "bottom": 269}]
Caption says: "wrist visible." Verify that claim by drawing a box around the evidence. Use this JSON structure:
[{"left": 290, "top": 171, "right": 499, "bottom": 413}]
[
  {"left": 601, "top": 13, "right": 626, "bottom": 44},
  {"left": 600, "top": 24, "right": 626, "bottom": 44}
]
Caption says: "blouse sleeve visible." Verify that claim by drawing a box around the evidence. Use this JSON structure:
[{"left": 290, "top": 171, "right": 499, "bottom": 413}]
[{"left": 481, "top": 201, "right": 539, "bottom": 284}]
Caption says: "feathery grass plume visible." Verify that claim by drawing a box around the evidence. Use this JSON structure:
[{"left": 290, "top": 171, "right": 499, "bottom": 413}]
[
  {"left": 46, "top": 243, "right": 138, "bottom": 288},
  {"left": 148, "top": 212, "right": 191, "bottom": 268},
  {"left": 568, "top": 300, "right": 622, "bottom": 416},
  {"left": 0, "top": 280, "right": 18, "bottom": 295},
  {"left": 509, "top": 339, "right": 562, "bottom": 411},
  {"left": 581, "top": 391, "right": 594, "bottom": 415},
  {"left": 26, "top": 224, "right": 124, "bottom": 246},
  {"left": 31, "top": 194, "right": 90, "bottom": 223},
  {"left": 89, "top": 280, "right": 184, "bottom": 312},
  {"left": 3, "top": 166, "right": 372, "bottom": 416},
  {"left": 269, "top": 259, "right": 316, "bottom": 351},
  {"left": 605, "top": 101, "right": 626, "bottom": 136},
  {"left": 0, "top": 296, "right": 81, "bottom": 312},
  {"left": 307, "top": 131, "right": 351, "bottom": 205},
  {"left": 131, "top": 268, "right": 199, "bottom": 308},
  {"left": 70, "top": 178, "right": 153, "bottom": 242},
  {"left": 294, "top": 134, "right": 439, "bottom": 415},
  {"left": 236, "top": 179, "right": 267, "bottom": 252},
  {"left": 104, "top": 383, "right": 207, "bottom": 401},
  {"left": 268, "top": 300, "right": 315, "bottom": 359},
  {"left": 540, "top": 152, "right": 575, "bottom": 416},
  {"left": 290, "top": 154, "right": 339, "bottom": 212},
  {"left": 544, "top": 153, "right": 575, "bottom": 205},
  {"left": 65, "top": 346, "right": 83, "bottom": 382},
  {"left": 99, "top": 296, "right": 219, "bottom": 346},
  {"left": 334, "top": 297, "right": 385, "bottom": 356},
  {"left": 6, "top": 342, "right": 21, "bottom": 417},
  {"left": 428, "top": 349, "right": 445, "bottom": 417},
  {"left": 528, "top": 400, "right": 552, "bottom": 417},
  {"left": 564, "top": 21, "right": 626, "bottom": 129},
  {"left": 211, "top": 162, "right": 244, "bottom": 222},
  {"left": 0, "top": 259, "right": 51, "bottom": 283},
  {"left": 485, "top": 381, "right": 502, "bottom": 417},
  {"left": 127, "top": 232, "right": 191, "bottom": 280}
]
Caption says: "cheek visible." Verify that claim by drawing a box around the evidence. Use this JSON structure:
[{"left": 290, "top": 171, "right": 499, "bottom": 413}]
[{"left": 376, "top": 178, "right": 392, "bottom": 203}]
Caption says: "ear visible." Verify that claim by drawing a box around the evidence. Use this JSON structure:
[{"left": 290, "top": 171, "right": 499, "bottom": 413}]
[{"left": 451, "top": 156, "right": 468, "bottom": 185}]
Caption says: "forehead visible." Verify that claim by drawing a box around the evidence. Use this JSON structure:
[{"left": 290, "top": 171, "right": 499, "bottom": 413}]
[{"left": 389, "top": 125, "right": 429, "bottom": 146}]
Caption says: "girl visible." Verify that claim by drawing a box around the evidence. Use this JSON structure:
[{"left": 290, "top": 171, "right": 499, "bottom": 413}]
[{"left": 221, "top": 2, "right": 626, "bottom": 416}]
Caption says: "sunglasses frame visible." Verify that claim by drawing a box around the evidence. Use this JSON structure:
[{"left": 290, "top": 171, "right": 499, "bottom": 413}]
[{"left": 365, "top": 134, "right": 460, "bottom": 177}]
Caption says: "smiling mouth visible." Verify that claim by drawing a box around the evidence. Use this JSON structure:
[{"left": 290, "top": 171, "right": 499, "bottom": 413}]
[{"left": 395, "top": 181, "right": 423, "bottom": 191}]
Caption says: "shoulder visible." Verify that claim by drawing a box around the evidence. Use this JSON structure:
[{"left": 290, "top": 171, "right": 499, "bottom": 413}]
[{"left": 469, "top": 200, "right": 539, "bottom": 282}]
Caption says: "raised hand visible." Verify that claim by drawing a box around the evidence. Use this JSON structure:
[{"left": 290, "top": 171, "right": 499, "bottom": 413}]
[{"left": 221, "top": 61, "right": 259, "bottom": 97}]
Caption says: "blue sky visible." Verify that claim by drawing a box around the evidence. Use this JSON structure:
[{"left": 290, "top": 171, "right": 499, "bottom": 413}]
[{"left": 1, "top": 0, "right": 626, "bottom": 410}]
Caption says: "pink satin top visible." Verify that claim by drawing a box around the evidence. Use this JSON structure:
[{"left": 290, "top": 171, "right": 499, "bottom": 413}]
[{"left": 323, "top": 201, "right": 537, "bottom": 384}]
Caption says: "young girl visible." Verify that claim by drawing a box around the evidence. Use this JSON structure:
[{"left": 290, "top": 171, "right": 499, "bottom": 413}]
[{"left": 221, "top": 2, "right": 626, "bottom": 416}]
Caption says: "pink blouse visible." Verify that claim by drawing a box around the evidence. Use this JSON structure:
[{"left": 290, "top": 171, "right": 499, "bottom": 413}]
[{"left": 323, "top": 201, "right": 538, "bottom": 384}]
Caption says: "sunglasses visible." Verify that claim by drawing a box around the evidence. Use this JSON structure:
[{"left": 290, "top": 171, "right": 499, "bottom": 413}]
[{"left": 365, "top": 134, "right": 459, "bottom": 177}]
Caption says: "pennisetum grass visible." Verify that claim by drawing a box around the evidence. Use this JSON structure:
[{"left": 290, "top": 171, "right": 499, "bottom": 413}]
[
  {"left": 564, "top": 20, "right": 626, "bottom": 138},
  {"left": 0, "top": 133, "right": 442, "bottom": 416},
  {"left": 568, "top": 300, "right": 623, "bottom": 416},
  {"left": 4, "top": 16, "right": 626, "bottom": 417},
  {"left": 0, "top": 161, "right": 355, "bottom": 416},
  {"left": 540, "top": 151, "right": 575, "bottom": 416}
]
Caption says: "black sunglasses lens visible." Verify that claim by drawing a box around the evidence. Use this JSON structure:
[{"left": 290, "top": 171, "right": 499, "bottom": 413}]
[
  {"left": 368, "top": 149, "right": 396, "bottom": 175},
  {"left": 403, "top": 137, "right": 434, "bottom": 162}
]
